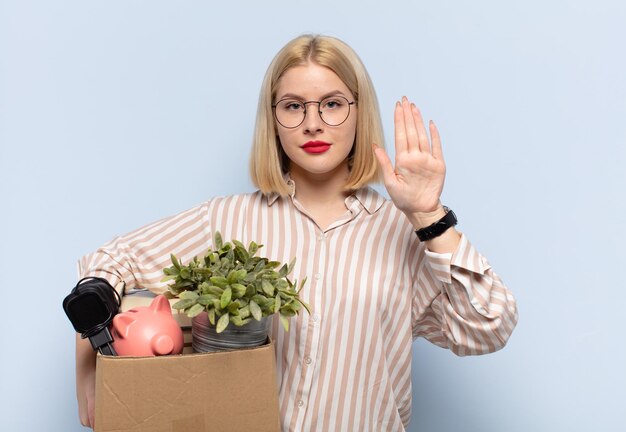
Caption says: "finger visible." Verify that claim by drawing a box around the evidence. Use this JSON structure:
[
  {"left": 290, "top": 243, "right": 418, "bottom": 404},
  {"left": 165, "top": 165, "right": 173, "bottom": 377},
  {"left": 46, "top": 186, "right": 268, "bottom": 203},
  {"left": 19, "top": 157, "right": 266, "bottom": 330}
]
[
  {"left": 402, "top": 96, "right": 420, "bottom": 153},
  {"left": 394, "top": 101, "right": 408, "bottom": 154},
  {"left": 411, "top": 103, "right": 430, "bottom": 153},
  {"left": 372, "top": 144, "right": 396, "bottom": 187},
  {"left": 430, "top": 120, "right": 444, "bottom": 160}
]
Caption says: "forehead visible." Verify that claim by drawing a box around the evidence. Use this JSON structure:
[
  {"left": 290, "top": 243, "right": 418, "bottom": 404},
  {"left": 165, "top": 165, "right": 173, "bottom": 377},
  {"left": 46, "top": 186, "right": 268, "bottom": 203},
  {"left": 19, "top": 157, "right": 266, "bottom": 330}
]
[{"left": 275, "top": 62, "right": 352, "bottom": 99}]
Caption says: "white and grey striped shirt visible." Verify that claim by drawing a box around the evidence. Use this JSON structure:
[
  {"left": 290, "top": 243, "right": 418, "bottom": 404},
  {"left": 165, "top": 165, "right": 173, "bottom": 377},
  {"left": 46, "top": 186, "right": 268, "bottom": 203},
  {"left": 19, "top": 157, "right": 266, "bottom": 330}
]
[{"left": 78, "top": 182, "right": 518, "bottom": 431}]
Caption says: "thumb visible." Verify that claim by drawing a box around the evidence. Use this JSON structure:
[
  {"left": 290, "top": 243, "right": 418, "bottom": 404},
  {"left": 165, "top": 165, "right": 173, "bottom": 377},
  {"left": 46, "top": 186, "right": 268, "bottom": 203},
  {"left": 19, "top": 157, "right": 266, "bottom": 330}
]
[{"left": 372, "top": 144, "right": 395, "bottom": 187}]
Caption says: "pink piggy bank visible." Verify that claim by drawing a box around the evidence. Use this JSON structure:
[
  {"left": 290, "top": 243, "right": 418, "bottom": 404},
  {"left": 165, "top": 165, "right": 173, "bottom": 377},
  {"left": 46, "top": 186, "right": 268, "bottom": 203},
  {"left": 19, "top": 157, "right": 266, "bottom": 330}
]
[{"left": 111, "top": 295, "right": 184, "bottom": 356}]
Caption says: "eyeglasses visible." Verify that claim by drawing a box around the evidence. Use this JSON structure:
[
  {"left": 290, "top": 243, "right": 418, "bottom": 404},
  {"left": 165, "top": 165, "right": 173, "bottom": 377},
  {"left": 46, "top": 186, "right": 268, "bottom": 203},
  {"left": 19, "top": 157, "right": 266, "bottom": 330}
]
[{"left": 272, "top": 95, "right": 355, "bottom": 129}]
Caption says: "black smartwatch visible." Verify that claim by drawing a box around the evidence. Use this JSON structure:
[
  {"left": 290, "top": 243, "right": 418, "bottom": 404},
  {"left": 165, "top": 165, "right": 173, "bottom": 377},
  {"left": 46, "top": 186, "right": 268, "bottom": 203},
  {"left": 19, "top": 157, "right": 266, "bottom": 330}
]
[{"left": 414, "top": 207, "right": 457, "bottom": 241}]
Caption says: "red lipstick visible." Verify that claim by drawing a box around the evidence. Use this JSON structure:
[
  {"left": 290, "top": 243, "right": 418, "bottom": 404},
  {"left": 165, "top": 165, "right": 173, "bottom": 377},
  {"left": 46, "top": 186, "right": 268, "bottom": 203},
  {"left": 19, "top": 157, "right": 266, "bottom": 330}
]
[{"left": 301, "top": 140, "right": 331, "bottom": 154}]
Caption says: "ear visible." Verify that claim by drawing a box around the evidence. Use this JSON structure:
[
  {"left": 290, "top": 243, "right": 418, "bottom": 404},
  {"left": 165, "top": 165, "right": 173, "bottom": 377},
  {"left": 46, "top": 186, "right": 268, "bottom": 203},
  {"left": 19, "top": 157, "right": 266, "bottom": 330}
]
[
  {"left": 112, "top": 314, "right": 136, "bottom": 338},
  {"left": 150, "top": 295, "right": 172, "bottom": 314}
]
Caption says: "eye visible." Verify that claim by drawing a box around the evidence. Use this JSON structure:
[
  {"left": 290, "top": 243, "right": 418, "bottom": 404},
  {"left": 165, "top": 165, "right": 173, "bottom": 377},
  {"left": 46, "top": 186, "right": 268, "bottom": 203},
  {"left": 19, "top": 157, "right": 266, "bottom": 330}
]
[
  {"left": 280, "top": 100, "right": 304, "bottom": 111},
  {"left": 322, "top": 98, "right": 344, "bottom": 110}
]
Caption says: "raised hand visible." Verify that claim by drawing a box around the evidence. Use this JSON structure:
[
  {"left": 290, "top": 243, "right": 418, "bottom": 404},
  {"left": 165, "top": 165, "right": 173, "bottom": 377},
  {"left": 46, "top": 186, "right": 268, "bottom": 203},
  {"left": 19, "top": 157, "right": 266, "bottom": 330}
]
[{"left": 373, "top": 96, "right": 446, "bottom": 217}]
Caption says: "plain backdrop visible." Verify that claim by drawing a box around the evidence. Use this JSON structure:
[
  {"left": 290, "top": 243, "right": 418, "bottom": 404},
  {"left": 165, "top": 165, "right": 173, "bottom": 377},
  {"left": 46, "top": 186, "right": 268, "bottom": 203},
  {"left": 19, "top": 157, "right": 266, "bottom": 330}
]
[{"left": 1, "top": 1, "right": 625, "bottom": 431}]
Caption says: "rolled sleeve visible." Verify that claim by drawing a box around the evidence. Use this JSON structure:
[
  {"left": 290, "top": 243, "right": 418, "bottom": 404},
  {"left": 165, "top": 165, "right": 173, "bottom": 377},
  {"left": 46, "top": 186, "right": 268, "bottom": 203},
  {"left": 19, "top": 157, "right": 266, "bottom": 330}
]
[{"left": 413, "top": 233, "right": 518, "bottom": 356}]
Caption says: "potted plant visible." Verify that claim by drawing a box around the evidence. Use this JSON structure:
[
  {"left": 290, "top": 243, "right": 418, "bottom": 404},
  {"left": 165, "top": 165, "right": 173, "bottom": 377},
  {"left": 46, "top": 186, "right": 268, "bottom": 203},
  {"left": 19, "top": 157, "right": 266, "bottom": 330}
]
[{"left": 161, "top": 232, "right": 310, "bottom": 352}]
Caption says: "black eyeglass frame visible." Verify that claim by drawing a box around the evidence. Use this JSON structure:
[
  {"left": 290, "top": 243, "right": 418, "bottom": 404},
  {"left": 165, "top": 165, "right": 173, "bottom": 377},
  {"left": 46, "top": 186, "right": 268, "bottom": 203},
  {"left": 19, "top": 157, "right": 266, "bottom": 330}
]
[{"left": 272, "top": 96, "right": 356, "bottom": 129}]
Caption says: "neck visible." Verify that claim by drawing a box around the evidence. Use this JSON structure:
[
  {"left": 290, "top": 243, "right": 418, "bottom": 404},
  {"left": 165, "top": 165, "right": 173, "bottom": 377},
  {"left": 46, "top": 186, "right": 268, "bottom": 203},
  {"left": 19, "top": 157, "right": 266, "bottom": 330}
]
[{"left": 288, "top": 163, "right": 352, "bottom": 207}]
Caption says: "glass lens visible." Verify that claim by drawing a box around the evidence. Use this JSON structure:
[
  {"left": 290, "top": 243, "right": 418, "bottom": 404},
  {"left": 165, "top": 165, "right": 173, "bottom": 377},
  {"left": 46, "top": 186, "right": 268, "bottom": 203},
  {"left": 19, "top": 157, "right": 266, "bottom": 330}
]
[
  {"left": 275, "top": 99, "right": 305, "bottom": 128},
  {"left": 319, "top": 96, "right": 350, "bottom": 126}
]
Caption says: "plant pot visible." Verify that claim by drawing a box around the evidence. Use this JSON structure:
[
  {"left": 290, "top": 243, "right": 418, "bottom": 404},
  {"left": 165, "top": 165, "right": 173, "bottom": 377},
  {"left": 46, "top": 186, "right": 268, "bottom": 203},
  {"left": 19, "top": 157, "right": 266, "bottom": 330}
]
[{"left": 191, "top": 312, "right": 272, "bottom": 353}]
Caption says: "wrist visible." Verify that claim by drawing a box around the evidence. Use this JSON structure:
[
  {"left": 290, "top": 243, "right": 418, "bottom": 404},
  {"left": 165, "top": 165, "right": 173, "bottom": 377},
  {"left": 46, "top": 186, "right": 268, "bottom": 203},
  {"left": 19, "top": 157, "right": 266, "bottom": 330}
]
[{"left": 406, "top": 203, "right": 446, "bottom": 230}]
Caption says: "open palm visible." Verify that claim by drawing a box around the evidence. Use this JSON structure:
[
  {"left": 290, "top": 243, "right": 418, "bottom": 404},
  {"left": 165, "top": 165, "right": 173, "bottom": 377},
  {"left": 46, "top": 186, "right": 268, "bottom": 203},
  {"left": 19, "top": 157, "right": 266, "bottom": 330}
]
[{"left": 374, "top": 97, "right": 446, "bottom": 214}]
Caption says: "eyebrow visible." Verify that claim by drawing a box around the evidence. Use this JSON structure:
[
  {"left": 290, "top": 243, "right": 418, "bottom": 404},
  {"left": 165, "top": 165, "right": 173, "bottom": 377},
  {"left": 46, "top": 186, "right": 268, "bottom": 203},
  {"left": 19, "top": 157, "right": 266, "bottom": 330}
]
[{"left": 276, "top": 90, "right": 347, "bottom": 101}]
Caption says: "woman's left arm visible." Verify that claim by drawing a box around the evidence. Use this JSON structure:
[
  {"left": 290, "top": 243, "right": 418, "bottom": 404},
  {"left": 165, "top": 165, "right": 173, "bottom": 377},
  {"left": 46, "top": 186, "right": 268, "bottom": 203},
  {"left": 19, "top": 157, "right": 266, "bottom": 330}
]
[{"left": 374, "top": 97, "right": 518, "bottom": 355}]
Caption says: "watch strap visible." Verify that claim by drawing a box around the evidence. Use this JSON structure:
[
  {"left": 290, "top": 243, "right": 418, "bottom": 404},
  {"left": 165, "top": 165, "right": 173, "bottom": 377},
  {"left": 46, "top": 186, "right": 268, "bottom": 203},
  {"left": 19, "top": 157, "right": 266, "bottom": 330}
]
[{"left": 415, "top": 207, "right": 457, "bottom": 241}]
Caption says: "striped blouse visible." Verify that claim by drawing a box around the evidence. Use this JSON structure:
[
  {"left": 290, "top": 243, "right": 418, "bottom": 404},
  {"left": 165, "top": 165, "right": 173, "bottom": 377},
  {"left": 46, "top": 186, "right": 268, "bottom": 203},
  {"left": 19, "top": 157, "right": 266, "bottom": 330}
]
[{"left": 78, "top": 181, "right": 518, "bottom": 431}]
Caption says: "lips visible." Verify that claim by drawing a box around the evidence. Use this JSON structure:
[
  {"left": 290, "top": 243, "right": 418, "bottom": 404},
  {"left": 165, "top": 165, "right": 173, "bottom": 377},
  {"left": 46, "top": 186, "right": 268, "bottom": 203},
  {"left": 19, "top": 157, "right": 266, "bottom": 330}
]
[{"left": 301, "top": 140, "right": 331, "bottom": 154}]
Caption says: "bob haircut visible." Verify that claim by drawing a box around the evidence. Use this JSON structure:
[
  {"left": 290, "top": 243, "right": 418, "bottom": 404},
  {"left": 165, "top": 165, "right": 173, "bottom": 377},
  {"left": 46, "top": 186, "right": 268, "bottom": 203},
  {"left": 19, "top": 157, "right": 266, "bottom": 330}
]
[{"left": 250, "top": 34, "right": 385, "bottom": 196}]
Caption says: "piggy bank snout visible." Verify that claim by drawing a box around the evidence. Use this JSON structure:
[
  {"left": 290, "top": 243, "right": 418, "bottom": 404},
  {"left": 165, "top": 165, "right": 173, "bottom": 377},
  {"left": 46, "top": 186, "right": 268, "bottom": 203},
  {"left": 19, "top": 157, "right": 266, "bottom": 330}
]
[{"left": 152, "top": 334, "right": 175, "bottom": 355}]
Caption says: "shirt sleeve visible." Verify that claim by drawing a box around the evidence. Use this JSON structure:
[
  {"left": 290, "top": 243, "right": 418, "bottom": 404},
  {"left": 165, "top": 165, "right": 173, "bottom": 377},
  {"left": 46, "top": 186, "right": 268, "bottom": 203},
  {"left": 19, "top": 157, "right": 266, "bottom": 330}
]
[
  {"left": 410, "top": 232, "right": 518, "bottom": 356},
  {"left": 76, "top": 201, "right": 215, "bottom": 295}
]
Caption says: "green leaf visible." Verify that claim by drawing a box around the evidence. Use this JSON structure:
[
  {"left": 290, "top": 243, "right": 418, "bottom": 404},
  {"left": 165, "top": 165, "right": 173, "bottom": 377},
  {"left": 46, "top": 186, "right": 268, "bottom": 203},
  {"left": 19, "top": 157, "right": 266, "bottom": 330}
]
[
  {"left": 207, "top": 308, "right": 216, "bottom": 325},
  {"left": 179, "top": 268, "right": 191, "bottom": 279},
  {"left": 278, "top": 264, "right": 289, "bottom": 277},
  {"left": 261, "top": 280, "right": 274, "bottom": 296},
  {"left": 220, "top": 287, "right": 232, "bottom": 309},
  {"left": 214, "top": 232, "right": 223, "bottom": 250},
  {"left": 297, "top": 299, "right": 312, "bottom": 314},
  {"left": 230, "top": 315, "right": 252, "bottom": 327},
  {"left": 207, "top": 285, "right": 224, "bottom": 296},
  {"left": 227, "top": 269, "right": 247, "bottom": 284},
  {"left": 274, "top": 294, "right": 281, "bottom": 314},
  {"left": 187, "top": 303, "right": 205, "bottom": 318},
  {"left": 216, "top": 312, "right": 229, "bottom": 333},
  {"left": 227, "top": 301, "right": 240, "bottom": 314},
  {"left": 279, "top": 314, "right": 289, "bottom": 332},
  {"left": 171, "top": 254, "right": 182, "bottom": 270},
  {"left": 254, "top": 260, "right": 266, "bottom": 273},
  {"left": 251, "top": 295, "right": 267, "bottom": 306},
  {"left": 197, "top": 294, "right": 216, "bottom": 306},
  {"left": 239, "top": 305, "right": 250, "bottom": 319},
  {"left": 248, "top": 241, "right": 259, "bottom": 256},
  {"left": 210, "top": 276, "right": 229, "bottom": 288},
  {"left": 243, "top": 271, "right": 257, "bottom": 283},
  {"left": 172, "top": 299, "right": 195, "bottom": 310},
  {"left": 179, "top": 291, "right": 199, "bottom": 301},
  {"left": 249, "top": 300, "right": 262, "bottom": 321},
  {"left": 265, "top": 261, "right": 281, "bottom": 269},
  {"left": 200, "top": 282, "right": 211, "bottom": 294},
  {"left": 163, "top": 267, "right": 179, "bottom": 276},
  {"left": 298, "top": 276, "right": 308, "bottom": 293},
  {"left": 287, "top": 257, "right": 296, "bottom": 274},
  {"left": 231, "top": 283, "right": 247, "bottom": 298}
]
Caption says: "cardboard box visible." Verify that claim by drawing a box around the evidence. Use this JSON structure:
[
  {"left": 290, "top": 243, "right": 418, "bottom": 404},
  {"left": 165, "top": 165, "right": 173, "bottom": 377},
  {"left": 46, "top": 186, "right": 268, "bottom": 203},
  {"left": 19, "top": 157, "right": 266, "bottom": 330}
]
[
  {"left": 95, "top": 339, "right": 281, "bottom": 432},
  {"left": 95, "top": 288, "right": 281, "bottom": 431}
]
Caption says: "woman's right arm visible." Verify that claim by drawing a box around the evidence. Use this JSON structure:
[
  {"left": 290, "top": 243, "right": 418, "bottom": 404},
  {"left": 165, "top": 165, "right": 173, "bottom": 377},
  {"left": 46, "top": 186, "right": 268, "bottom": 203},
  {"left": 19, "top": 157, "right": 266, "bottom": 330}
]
[{"left": 73, "top": 199, "right": 219, "bottom": 428}]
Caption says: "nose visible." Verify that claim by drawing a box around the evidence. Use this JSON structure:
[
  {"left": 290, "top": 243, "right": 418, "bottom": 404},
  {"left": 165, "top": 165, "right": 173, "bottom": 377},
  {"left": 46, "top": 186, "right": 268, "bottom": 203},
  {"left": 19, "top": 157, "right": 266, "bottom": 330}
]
[{"left": 302, "top": 102, "right": 323, "bottom": 134}]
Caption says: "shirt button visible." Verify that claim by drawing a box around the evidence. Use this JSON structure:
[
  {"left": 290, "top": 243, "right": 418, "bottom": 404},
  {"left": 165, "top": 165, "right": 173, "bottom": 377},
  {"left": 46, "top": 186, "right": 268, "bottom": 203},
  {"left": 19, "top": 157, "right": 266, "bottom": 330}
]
[
  {"left": 311, "top": 313, "right": 320, "bottom": 322},
  {"left": 314, "top": 273, "right": 321, "bottom": 280},
  {"left": 304, "top": 356, "right": 312, "bottom": 365},
  {"left": 297, "top": 400, "right": 304, "bottom": 408},
  {"left": 317, "top": 234, "right": 325, "bottom": 241}
]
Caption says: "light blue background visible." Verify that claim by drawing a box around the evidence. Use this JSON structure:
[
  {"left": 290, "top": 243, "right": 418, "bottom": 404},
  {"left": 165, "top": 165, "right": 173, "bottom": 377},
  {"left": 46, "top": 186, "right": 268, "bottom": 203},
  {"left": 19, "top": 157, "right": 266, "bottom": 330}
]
[{"left": 1, "top": 1, "right": 624, "bottom": 431}]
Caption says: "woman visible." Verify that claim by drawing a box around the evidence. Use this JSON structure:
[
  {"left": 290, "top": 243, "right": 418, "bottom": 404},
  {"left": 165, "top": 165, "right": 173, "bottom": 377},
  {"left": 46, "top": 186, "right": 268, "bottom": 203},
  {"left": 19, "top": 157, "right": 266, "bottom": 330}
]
[{"left": 76, "top": 34, "right": 518, "bottom": 431}]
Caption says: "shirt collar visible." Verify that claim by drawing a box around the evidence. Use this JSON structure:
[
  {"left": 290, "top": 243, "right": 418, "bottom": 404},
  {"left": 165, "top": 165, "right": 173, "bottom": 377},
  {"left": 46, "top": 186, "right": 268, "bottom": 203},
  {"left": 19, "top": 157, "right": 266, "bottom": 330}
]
[{"left": 266, "top": 176, "right": 385, "bottom": 215}]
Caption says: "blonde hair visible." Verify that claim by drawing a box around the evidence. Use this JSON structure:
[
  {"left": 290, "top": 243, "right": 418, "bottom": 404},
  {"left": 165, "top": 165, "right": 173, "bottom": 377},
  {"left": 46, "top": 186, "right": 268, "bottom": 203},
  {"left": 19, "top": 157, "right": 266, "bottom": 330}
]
[{"left": 249, "top": 34, "right": 385, "bottom": 196}]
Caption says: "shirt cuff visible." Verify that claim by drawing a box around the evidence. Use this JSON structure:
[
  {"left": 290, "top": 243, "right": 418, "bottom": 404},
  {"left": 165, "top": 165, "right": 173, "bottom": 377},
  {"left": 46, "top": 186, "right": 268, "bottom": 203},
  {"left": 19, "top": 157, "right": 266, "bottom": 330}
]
[{"left": 423, "top": 232, "right": 491, "bottom": 284}]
